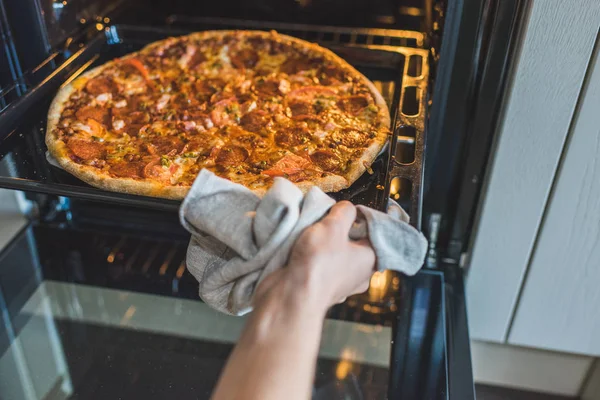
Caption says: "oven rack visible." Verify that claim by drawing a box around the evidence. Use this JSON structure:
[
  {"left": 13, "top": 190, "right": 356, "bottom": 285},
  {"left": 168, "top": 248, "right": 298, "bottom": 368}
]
[
  {"left": 35, "top": 221, "right": 398, "bottom": 327},
  {"left": 0, "top": 21, "right": 428, "bottom": 229}
]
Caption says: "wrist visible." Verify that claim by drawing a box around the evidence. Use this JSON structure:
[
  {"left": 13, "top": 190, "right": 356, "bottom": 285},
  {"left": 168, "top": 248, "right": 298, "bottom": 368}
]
[
  {"left": 249, "top": 268, "right": 326, "bottom": 347},
  {"left": 279, "top": 264, "right": 330, "bottom": 318},
  {"left": 254, "top": 266, "right": 329, "bottom": 320}
]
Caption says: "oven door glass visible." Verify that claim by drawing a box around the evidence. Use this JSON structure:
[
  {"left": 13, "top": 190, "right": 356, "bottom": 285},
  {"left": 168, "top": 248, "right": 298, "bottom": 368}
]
[{"left": 0, "top": 223, "right": 466, "bottom": 399}]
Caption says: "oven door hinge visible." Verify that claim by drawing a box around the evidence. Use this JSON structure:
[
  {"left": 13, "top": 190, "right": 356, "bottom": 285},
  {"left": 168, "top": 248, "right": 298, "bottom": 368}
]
[
  {"left": 425, "top": 213, "right": 441, "bottom": 268},
  {"left": 425, "top": 213, "right": 464, "bottom": 268}
]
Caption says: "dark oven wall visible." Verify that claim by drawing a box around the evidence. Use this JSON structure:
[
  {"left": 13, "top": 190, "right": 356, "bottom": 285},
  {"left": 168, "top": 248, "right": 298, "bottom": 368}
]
[
  {"left": 124, "top": 0, "right": 435, "bottom": 31},
  {"left": 1, "top": 0, "right": 438, "bottom": 63}
]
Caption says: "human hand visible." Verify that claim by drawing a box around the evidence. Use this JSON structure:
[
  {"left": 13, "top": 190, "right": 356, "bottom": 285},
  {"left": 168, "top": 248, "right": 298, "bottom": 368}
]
[
  {"left": 259, "top": 201, "right": 376, "bottom": 312},
  {"left": 218, "top": 202, "right": 373, "bottom": 400}
]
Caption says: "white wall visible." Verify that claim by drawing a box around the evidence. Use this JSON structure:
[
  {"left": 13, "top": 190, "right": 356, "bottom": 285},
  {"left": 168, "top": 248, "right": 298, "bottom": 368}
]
[{"left": 466, "top": 1, "right": 600, "bottom": 395}]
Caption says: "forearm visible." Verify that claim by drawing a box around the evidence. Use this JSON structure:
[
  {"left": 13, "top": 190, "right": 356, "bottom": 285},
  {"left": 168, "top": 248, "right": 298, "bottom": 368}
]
[{"left": 211, "top": 271, "right": 326, "bottom": 400}]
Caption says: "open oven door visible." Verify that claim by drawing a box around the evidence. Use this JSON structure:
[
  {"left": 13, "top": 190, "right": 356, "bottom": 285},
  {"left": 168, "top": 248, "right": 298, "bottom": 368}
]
[{"left": 0, "top": 220, "right": 474, "bottom": 400}]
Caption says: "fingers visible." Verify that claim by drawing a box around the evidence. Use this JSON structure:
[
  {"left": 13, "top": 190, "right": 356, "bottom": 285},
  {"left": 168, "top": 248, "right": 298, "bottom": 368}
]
[
  {"left": 322, "top": 201, "right": 357, "bottom": 234},
  {"left": 349, "top": 239, "right": 376, "bottom": 286},
  {"left": 352, "top": 238, "right": 376, "bottom": 269}
]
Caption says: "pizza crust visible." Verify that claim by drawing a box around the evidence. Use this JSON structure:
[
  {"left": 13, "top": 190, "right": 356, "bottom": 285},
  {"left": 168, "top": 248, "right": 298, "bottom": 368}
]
[{"left": 46, "top": 30, "right": 391, "bottom": 200}]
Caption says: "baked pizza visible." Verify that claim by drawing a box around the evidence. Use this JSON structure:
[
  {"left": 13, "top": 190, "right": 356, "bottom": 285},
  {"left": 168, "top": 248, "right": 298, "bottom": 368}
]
[{"left": 46, "top": 30, "right": 390, "bottom": 199}]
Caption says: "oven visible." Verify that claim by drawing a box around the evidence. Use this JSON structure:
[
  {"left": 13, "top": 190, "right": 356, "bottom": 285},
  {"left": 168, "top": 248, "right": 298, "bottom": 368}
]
[{"left": 0, "top": 0, "right": 528, "bottom": 398}]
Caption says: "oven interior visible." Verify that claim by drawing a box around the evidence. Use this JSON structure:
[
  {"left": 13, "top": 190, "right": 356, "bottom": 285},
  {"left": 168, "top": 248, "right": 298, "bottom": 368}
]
[
  {"left": 0, "top": 0, "right": 457, "bottom": 335},
  {"left": 0, "top": 1, "right": 513, "bottom": 398},
  {"left": 0, "top": 0, "right": 448, "bottom": 235},
  {"left": 1, "top": 0, "right": 526, "bottom": 269}
]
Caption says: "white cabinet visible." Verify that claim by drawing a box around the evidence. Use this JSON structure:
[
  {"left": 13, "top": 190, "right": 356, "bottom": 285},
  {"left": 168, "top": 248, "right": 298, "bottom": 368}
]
[
  {"left": 465, "top": 3, "right": 600, "bottom": 394},
  {"left": 466, "top": 0, "right": 600, "bottom": 343},
  {"left": 507, "top": 38, "right": 600, "bottom": 356}
]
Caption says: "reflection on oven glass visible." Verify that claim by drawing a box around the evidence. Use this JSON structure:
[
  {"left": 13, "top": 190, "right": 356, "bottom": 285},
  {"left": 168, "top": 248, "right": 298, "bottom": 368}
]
[
  {"left": 345, "top": 269, "right": 402, "bottom": 315},
  {"left": 0, "top": 227, "right": 392, "bottom": 399}
]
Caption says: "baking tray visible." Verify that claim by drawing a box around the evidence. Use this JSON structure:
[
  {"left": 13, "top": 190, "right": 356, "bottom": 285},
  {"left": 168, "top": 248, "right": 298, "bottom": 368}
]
[{"left": 0, "top": 23, "right": 428, "bottom": 227}]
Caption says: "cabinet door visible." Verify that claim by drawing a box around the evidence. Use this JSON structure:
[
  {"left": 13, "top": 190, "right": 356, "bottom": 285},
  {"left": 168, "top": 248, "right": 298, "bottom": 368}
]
[
  {"left": 466, "top": 0, "right": 600, "bottom": 343},
  {"left": 508, "top": 36, "right": 600, "bottom": 356}
]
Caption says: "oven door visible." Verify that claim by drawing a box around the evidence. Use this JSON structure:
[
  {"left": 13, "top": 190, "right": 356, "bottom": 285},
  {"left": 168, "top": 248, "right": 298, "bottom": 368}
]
[{"left": 0, "top": 221, "right": 474, "bottom": 400}]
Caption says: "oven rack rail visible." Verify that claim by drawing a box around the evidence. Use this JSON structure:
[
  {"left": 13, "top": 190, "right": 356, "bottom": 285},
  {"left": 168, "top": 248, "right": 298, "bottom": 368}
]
[
  {"left": 0, "top": 20, "right": 428, "bottom": 229},
  {"left": 0, "top": 15, "right": 426, "bottom": 116},
  {"left": 166, "top": 15, "right": 426, "bottom": 48}
]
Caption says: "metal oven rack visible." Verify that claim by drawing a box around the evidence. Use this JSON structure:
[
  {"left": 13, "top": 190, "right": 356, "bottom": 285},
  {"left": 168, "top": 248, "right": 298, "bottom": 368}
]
[{"left": 0, "top": 19, "right": 428, "bottom": 228}]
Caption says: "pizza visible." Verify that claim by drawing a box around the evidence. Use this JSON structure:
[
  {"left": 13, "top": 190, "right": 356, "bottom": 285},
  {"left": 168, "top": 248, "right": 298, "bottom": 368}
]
[{"left": 46, "top": 30, "right": 390, "bottom": 199}]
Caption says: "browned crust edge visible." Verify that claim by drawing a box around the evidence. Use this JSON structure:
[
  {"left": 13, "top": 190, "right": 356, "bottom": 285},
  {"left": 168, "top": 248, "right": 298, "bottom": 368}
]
[{"left": 46, "top": 30, "right": 391, "bottom": 200}]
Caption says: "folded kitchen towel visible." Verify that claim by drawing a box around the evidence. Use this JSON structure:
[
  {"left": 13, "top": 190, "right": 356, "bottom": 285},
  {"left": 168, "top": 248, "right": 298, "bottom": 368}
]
[{"left": 180, "top": 169, "right": 428, "bottom": 316}]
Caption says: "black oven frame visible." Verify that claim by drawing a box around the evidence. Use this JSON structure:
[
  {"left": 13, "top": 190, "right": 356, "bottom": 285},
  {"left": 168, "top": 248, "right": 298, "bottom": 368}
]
[{"left": 423, "top": 0, "right": 530, "bottom": 266}]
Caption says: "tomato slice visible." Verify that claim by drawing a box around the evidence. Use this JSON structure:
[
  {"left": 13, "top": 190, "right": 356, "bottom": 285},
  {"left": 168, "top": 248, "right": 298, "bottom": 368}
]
[
  {"left": 86, "top": 119, "right": 105, "bottom": 135},
  {"left": 124, "top": 58, "right": 150, "bottom": 79}
]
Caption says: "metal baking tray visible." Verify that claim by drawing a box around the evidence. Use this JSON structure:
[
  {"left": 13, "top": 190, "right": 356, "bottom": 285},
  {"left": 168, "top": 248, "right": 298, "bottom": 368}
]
[{"left": 0, "top": 22, "right": 428, "bottom": 227}]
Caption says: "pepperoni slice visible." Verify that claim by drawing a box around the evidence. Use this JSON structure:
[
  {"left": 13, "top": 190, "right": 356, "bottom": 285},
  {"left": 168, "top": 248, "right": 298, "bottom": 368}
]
[
  {"left": 319, "top": 64, "right": 348, "bottom": 85},
  {"left": 114, "top": 111, "right": 150, "bottom": 137},
  {"left": 286, "top": 170, "right": 315, "bottom": 183},
  {"left": 231, "top": 129, "right": 268, "bottom": 149},
  {"left": 240, "top": 111, "right": 269, "bottom": 134},
  {"left": 194, "top": 78, "right": 226, "bottom": 101},
  {"left": 254, "top": 79, "right": 281, "bottom": 96},
  {"left": 280, "top": 57, "right": 322, "bottom": 75},
  {"left": 75, "top": 106, "right": 111, "bottom": 126},
  {"left": 310, "top": 150, "right": 341, "bottom": 172},
  {"left": 337, "top": 95, "right": 370, "bottom": 114},
  {"left": 147, "top": 135, "right": 185, "bottom": 155},
  {"left": 181, "top": 45, "right": 208, "bottom": 69},
  {"left": 288, "top": 101, "right": 313, "bottom": 118},
  {"left": 189, "top": 51, "right": 207, "bottom": 68},
  {"left": 184, "top": 135, "right": 212, "bottom": 154},
  {"left": 275, "top": 126, "right": 311, "bottom": 147},
  {"left": 332, "top": 127, "right": 369, "bottom": 148},
  {"left": 85, "top": 77, "right": 119, "bottom": 96},
  {"left": 66, "top": 138, "right": 105, "bottom": 161},
  {"left": 230, "top": 48, "right": 258, "bottom": 69},
  {"left": 109, "top": 161, "right": 144, "bottom": 178},
  {"left": 215, "top": 146, "right": 249, "bottom": 171},
  {"left": 246, "top": 37, "right": 287, "bottom": 55},
  {"left": 262, "top": 154, "right": 311, "bottom": 177}
]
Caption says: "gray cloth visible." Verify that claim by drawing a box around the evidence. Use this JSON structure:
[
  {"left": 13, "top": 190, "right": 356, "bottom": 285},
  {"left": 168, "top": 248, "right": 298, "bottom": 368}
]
[{"left": 180, "top": 169, "right": 428, "bottom": 316}]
